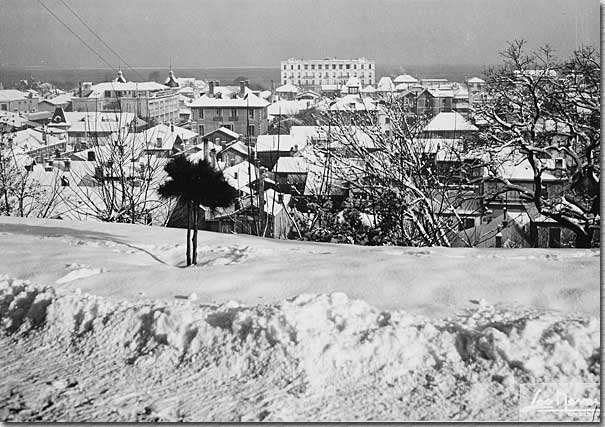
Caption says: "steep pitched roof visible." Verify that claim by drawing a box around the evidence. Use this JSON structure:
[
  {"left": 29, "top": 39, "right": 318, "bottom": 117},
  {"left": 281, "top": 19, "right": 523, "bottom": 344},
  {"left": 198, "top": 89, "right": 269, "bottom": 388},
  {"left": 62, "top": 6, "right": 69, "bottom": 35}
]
[
  {"left": 423, "top": 112, "right": 478, "bottom": 133},
  {"left": 376, "top": 76, "right": 395, "bottom": 92}
]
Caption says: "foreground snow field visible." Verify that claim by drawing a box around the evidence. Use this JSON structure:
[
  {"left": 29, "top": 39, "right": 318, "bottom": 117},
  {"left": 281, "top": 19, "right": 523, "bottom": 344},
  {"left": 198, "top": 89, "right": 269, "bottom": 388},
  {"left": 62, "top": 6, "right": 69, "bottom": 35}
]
[
  {"left": 0, "top": 216, "right": 599, "bottom": 318},
  {"left": 0, "top": 216, "right": 600, "bottom": 421}
]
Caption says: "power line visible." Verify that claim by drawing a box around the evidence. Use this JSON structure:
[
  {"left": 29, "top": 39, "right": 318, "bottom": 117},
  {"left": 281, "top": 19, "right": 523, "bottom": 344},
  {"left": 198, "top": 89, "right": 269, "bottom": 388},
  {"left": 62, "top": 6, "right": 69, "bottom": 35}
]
[
  {"left": 58, "top": 0, "right": 146, "bottom": 81},
  {"left": 37, "top": 0, "right": 117, "bottom": 72}
]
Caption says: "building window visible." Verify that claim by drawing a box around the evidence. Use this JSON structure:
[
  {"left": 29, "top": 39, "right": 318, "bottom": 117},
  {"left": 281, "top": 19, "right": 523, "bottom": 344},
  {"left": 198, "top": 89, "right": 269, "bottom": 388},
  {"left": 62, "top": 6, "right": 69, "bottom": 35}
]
[
  {"left": 215, "top": 108, "right": 221, "bottom": 117},
  {"left": 199, "top": 124, "right": 205, "bottom": 135},
  {"left": 298, "top": 65, "right": 301, "bottom": 70},
  {"left": 223, "top": 124, "right": 234, "bottom": 131},
  {"left": 0, "top": 104, "right": 6, "bottom": 111},
  {"left": 290, "top": 65, "right": 294, "bottom": 70},
  {"left": 346, "top": 64, "right": 350, "bottom": 69},
  {"left": 332, "top": 64, "right": 336, "bottom": 69},
  {"left": 318, "top": 64, "right": 322, "bottom": 70},
  {"left": 104, "top": 90, "right": 111, "bottom": 97},
  {"left": 248, "top": 109, "right": 254, "bottom": 119},
  {"left": 304, "top": 65, "right": 308, "bottom": 70},
  {"left": 247, "top": 125, "right": 255, "bottom": 136},
  {"left": 311, "top": 65, "right": 315, "bottom": 70},
  {"left": 283, "top": 65, "right": 286, "bottom": 70},
  {"left": 230, "top": 108, "right": 237, "bottom": 118}
]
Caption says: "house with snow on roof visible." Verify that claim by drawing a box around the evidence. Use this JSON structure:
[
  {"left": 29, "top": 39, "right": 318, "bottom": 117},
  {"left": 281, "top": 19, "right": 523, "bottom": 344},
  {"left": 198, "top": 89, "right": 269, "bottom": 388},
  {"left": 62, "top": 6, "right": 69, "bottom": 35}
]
[
  {"left": 189, "top": 80, "right": 269, "bottom": 141},
  {"left": 0, "top": 89, "right": 39, "bottom": 114},
  {"left": 421, "top": 111, "right": 478, "bottom": 139},
  {"left": 47, "top": 107, "right": 139, "bottom": 151},
  {"left": 275, "top": 83, "right": 299, "bottom": 101},
  {"left": 71, "top": 69, "right": 180, "bottom": 125}
]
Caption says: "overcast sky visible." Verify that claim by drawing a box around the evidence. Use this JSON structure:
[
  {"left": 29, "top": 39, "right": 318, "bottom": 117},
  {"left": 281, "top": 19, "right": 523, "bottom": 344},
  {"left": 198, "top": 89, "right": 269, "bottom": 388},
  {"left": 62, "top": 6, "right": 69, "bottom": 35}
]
[{"left": 0, "top": 0, "right": 599, "bottom": 69}]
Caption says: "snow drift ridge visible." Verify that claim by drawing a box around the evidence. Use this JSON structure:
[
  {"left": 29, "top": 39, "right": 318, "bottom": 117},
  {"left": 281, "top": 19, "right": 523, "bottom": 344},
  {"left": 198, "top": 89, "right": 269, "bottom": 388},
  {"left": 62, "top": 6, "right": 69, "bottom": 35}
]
[{"left": 1, "top": 275, "right": 599, "bottom": 389}]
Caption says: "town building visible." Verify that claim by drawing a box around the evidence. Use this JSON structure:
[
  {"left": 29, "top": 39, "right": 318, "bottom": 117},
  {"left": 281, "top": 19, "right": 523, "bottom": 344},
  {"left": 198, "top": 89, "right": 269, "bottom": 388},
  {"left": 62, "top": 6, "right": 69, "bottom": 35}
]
[
  {"left": 280, "top": 58, "right": 375, "bottom": 89},
  {"left": 70, "top": 70, "right": 180, "bottom": 125},
  {"left": 189, "top": 81, "right": 269, "bottom": 140},
  {"left": 47, "top": 107, "right": 138, "bottom": 151},
  {"left": 0, "top": 89, "right": 39, "bottom": 113}
]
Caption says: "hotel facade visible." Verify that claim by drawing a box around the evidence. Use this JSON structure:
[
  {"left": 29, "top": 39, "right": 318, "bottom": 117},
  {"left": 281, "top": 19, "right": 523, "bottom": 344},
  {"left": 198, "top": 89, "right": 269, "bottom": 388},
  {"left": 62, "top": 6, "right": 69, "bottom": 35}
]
[{"left": 280, "top": 58, "right": 376, "bottom": 88}]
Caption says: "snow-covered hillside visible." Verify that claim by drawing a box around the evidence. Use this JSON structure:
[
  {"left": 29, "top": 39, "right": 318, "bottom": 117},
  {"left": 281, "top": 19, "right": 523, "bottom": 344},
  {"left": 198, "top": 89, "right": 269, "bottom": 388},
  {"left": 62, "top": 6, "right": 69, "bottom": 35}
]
[
  {"left": 0, "top": 216, "right": 600, "bottom": 421},
  {"left": 0, "top": 216, "right": 599, "bottom": 318}
]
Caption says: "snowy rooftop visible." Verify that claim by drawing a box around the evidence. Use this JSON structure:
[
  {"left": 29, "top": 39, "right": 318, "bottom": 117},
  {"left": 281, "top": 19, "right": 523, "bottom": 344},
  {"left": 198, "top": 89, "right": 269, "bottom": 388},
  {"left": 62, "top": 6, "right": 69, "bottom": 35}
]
[
  {"left": 275, "top": 83, "right": 299, "bottom": 93},
  {"left": 423, "top": 112, "right": 478, "bottom": 133},
  {"left": 393, "top": 74, "right": 419, "bottom": 84},
  {"left": 189, "top": 92, "right": 269, "bottom": 108},
  {"left": 0, "top": 89, "right": 31, "bottom": 102},
  {"left": 273, "top": 156, "right": 309, "bottom": 174},
  {"left": 83, "top": 81, "right": 171, "bottom": 98},
  {"left": 255, "top": 134, "right": 304, "bottom": 152}
]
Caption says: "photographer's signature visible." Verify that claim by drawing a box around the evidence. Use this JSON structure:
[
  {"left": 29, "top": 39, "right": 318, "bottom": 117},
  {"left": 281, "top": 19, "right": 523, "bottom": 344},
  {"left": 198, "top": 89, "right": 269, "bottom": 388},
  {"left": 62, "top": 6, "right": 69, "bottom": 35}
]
[{"left": 520, "top": 387, "right": 600, "bottom": 419}]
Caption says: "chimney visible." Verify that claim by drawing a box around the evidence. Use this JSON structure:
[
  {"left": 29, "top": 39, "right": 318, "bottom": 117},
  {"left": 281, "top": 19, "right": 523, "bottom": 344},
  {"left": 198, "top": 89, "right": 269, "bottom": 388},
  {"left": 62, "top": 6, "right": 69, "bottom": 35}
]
[
  {"left": 203, "top": 138, "right": 209, "bottom": 160},
  {"left": 170, "top": 124, "right": 174, "bottom": 132},
  {"left": 208, "top": 81, "right": 215, "bottom": 97},
  {"left": 239, "top": 80, "right": 246, "bottom": 97}
]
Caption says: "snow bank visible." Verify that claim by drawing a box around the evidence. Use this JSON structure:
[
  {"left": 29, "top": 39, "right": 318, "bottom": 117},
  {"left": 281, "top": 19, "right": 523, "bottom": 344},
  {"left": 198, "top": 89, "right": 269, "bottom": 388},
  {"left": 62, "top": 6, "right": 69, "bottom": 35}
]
[{"left": 1, "top": 276, "right": 599, "bottom": 390}]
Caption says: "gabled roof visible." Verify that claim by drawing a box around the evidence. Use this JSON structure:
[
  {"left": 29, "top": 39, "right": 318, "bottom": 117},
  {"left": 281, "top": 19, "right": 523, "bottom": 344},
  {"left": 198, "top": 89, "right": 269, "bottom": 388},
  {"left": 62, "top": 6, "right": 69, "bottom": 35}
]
[
  {"left": 360, "top": 85, "right": 376, "bottom": 93},
  {"left": 219, "top": 140, "right": 250, "bottom": 157},
  {"left": 203, "top": 126, "right": 241, "bottom": 140},
  {"left": 423, "top": 112, "right": 478, "bottom": 133},
  {"left": 466, "top": 77, "right": 486, "bottom": 84},
  {"left": 345, "top": 76, "right": 362, "bottom": 88},
  {"left": 276, "top": 83, "right": 299, "bottom": 93},
  {"left": 394, "top": 74, "right": 419, "bottom": 84},
  {"left": 376, "top": 76, "right": 395, "bottom": 92}
]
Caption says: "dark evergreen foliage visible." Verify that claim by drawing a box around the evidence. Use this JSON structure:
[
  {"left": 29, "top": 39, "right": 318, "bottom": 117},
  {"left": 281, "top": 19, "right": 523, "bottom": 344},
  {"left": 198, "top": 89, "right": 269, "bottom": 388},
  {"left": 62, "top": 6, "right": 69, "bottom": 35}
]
[{"left": 158, "top": 156, "right": 238, "bottom": 265}]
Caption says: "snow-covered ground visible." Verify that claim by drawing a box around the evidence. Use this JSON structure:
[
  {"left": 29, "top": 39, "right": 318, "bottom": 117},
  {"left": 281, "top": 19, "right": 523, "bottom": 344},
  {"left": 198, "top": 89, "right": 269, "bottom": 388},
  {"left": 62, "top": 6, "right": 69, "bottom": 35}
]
[
  {"left": 0, "top": 216, "right": 600, "bottom": 421},
  {"left": 0, "top": 216, "right": 598, "bottom": 318}
]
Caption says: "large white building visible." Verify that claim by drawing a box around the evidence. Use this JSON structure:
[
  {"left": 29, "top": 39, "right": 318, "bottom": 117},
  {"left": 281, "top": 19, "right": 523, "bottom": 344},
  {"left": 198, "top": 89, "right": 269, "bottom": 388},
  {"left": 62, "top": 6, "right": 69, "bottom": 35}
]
[{"left": 280, "top": 58, "right": 375, "bottom": 88}]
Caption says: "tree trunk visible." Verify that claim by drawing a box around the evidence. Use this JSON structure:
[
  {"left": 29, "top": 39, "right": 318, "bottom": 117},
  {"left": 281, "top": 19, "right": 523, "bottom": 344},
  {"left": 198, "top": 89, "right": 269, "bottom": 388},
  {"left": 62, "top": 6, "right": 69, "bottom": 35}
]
[
  {"left": 186, "top": 201, "right": 192, "bottom": 266},
  {"left": 192, "top": 204, "right": 199, "bottom": 265},
  {"left": 575, "top": 228, "right": 592, "bottom": 248}
]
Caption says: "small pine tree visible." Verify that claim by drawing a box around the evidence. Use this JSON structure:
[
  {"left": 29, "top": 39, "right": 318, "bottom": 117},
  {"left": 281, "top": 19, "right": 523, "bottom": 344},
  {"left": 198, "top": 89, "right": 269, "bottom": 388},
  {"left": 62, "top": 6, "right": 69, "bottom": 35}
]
[{"left": 158, "top": 156, "right": 237, "bottom": 266}]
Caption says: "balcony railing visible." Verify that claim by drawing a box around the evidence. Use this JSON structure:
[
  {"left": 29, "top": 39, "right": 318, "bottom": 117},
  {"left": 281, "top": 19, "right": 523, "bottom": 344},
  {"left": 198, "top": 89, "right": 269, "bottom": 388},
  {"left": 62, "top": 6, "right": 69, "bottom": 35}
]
[{"left": 227, "top": 116, "right": 239, "bottom": 121}]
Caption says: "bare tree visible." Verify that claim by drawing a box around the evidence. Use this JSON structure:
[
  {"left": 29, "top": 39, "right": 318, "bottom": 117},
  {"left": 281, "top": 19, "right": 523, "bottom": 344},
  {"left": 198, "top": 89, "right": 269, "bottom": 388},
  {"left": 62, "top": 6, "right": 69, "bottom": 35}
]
[
  {"left": 0, "top": 124, "right": 65, "bottom": 218},
  {"left": 477, "top": 40, "right": 600, "bottom": 247},
  {"left": 59, "top": 110, "right": 174, "bottom": 225},
  {"left": 302, "top": 97, "right": 485, "bottom": 246}
]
